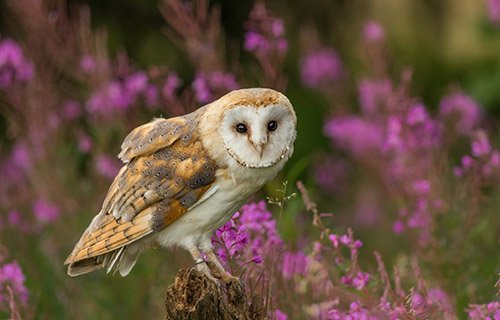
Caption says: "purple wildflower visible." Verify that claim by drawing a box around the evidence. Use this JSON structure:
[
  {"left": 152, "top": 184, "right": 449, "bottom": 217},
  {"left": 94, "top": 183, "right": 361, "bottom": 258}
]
[
  {"left": 77, "top": 133, "right": 93, "bottom": 153},
  {"left": 212, "top": 212, "right": 249, "bottom": 264},
  {"left": 239, "top": 200, "right": 283, "bottom": 249},
  {"left": 162, "top": 72, "right": 182, "bottom": 98},
  {"left": 33, "top": 199, "right": 60, "bottom": 223},
  {"left": 192, "top": 72, "right": 238, "bottom": 104},
  {"left": 313, "top": 157, "right": 349, "bottom": 192},
  {"left": 274, "top": 309, "right": 287, "bottom": 320},
  {"left": 363, "top": 21, "right": 385, "bottom": 43},
  {"left": 7, "top": 211, "right": 22, "bottom": 226},
  {"left": 427, "top": 287, "right": 453, "bottom": 314},
  {"left": 95, "top": 154, "right": 121, "bottom": 180},
  {"left": 244, "top": 31, "right": 269, "bottom": 53},
  {"left": 412, "top": 179, "right": 431, "bottom": 195},
  {"left": 87, "top": 81, "right": 133, "bottom": 114},
  {"left": 406, "top": 103, "right": 429, "bottom": 126},
  {"left": 358, "top": 78, "right": 392, "bottom": 114},
  {"left": 392, "top": 220, "right": 405, "bottom": 234},
  {"left": 467, "top": 301, "right": 500, "bottom": 320},
  {"left": 0, "top": 38, "right": 34, "bottom": 88},
  {"left": 125, "top": 71, "right": 148, "bottom": 95},
  {"left": 144, "top": 85, "right": 158, "bottom": 107},
  {"left": 62, "top": 100, "right": 82, "bottom": 120},
  {"left": 324, "top": 116, "right": 384, "bottom": 155},
  {"left": 11, "top": 143, "right": 31, "bottom": 171},
  {"left": 0, "top": 261, "right": 29, "bottom": 305},
  {"left": 350, "top": 272, "right": 370, "bottom": 290},
  {"left": 282, "top": 251, "right": 309, "bottom": 279},
  {"left": 487, "top": 0, "right": 500, "bottom": 24},
  {"left": 79, "top": 55, "right": 96, "bottom": 73},
  {"left": 244, "top": 2, "right": 288, "bottom": 57},
  {"left": 439, "top": 91, "right": 481, "bottom": 135},
  {"left": 471, "top": 132, "right": 492, "bottom": 157},
  {"left": 300, "top": 49, "right": 343, "bottom": 88},
  {"left": 212, "top": 201, "right": 283, "bottom": 267}
]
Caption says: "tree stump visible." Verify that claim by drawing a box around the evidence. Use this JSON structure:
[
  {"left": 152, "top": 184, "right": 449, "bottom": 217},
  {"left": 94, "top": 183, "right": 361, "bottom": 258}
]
[{"left": 164, "top": 268, "right": 265, "bottom": 320}]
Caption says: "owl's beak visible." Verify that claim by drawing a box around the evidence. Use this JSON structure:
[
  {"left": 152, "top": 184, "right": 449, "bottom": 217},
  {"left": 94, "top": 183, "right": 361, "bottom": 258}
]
[{"left": 255, "top": 143, "right": 265, "bottom": 158}]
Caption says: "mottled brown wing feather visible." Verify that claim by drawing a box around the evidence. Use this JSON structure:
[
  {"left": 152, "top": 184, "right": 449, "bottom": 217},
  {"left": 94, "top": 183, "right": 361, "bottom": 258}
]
[{"left": 65, "top": 109, "right": 218, "bottom": 270}]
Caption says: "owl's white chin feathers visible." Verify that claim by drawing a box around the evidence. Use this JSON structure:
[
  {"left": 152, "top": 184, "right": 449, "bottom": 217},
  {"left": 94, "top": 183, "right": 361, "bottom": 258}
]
[{"left": 226, "top": 144, "right": 292, "bottom": 168}]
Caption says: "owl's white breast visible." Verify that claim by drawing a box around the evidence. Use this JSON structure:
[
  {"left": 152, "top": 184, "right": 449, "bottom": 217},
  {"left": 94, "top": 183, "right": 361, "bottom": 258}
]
[{"left": 155, "top": 162, "right": 283, "bottom": 250}]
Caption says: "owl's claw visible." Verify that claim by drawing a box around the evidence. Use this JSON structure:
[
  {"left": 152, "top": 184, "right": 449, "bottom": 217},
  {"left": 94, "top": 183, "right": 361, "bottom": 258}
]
[
  {"left": 225, "top": 275, "right": 245, "bottom": 301},
  {"left": 194, "top": 260, "right": 219, "bottom": 283}
]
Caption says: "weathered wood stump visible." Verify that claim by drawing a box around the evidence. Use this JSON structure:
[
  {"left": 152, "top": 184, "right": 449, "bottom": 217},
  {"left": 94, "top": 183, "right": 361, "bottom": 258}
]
[{"left": 164, "top": 268, "right": 265, "bottom": 320}]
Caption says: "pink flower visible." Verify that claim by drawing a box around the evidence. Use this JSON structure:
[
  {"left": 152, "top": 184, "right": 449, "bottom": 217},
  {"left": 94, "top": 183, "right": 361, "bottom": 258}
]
[
  {"left": 162, "top": 72, "right": 182, "bottom": 98},
  {"left": 282, "top": 251, "right": 308, "bottom": 279},
  {"left": 358, "top": 78, "right": 392, "bottom": 114},
  {"left": 0, "top": 38, "right": 34, "bottom": 88},
  {"left": 192, "top": 72, "right": 238, "bottom": 104},
  {"left": 95, "top": 154, "right": 121, "bottom": 180},
  {"left": 274, "top": 309, "right": 287, "bottom": 320},
  {"left": 329, "top": 234, "right": 339, "bottom": 248},
  {"left": 352, "top": 271, "right": 370, "bottom": 290},
  {"left": 300, "top": 49, "right": 343, "bottom": 88},
  {"left": 78, "top": 134, "right": 93, "bottom": 153},
  {"left": 487, "top": 0, "right": 500, "bottom": 24},
  {"left": 439, "top": 91, "right": 481, "bottom": 135},
  {"left": 471, "top": 132, "right": 492, "bottom": 157},
  {"left": 324, "top": 116, "right": 384, "bottom": 155},
  {"left": 363, "top": 21, "right": 385, "bottom": 43},
  {"left": 0, "top": 260, "right": 29, "bottom": 304},
  {"left": 412, "top": 179, "right": 431, "bottom": 195},
  {"left": 33, "top": 199, "right": 60, "bottom": 223},
  {"left": 80, "top": 55, "right": 96, "bottom": 73},
  {"left": 392, "top": 220, "right": 405, "bottom": 234}
]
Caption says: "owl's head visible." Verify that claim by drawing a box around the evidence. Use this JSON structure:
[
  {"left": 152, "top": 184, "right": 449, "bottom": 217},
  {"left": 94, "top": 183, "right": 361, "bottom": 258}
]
[{"left": 216, "top": 88, "right": 297, "bottom": 169}]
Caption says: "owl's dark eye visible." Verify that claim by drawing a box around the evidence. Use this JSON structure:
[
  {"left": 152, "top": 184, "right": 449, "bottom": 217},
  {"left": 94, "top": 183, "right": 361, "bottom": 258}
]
[
  {"left": 267, "top": 120, "right": 278, "bottom": 131},
  {"left": 235, "top": 123, "right": 247, "bottom": 133}
]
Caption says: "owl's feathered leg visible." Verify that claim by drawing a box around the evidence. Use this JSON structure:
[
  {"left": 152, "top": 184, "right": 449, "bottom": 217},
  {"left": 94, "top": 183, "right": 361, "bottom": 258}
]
[
  {"left": 193, "top": 237, "right": 244, "bottom": 298},
  {"left": 187, "top": 245, "right": 218, "bottom": 283},
  {"left": 204, "top": 251, "right": 238, "bottom": 283},
  {"left": 204, "top": 250, "right": 245, "bottom": 299}
]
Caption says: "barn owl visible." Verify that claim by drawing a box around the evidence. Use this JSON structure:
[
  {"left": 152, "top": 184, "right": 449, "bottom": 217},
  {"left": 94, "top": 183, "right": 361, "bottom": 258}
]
[{"left": 64, "top": 88, "right": 297, "bottom": 284}]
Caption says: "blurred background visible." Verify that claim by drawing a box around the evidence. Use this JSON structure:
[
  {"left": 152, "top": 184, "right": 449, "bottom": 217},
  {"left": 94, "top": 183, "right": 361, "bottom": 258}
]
[{"left": 0, "top": 0, "right": 499, "bottom": 319}]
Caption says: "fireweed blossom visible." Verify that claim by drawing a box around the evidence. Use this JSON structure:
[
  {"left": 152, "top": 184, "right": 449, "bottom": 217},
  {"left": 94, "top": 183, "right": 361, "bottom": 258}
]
[
  {"left": 487, "top": 0, "right": 500, "bottom": 24},
  {"left": 363, "top": 21, "right": 385, "bottom": 43},
  {"left": 243, "top": 3, "right": 288, "bottom": 57},
  {"left": 0, "top": 38, "right": 34, "bottom": 88},
  {"left": 211, "top": 212, "right": 249, "bottom": 264},
  {"left": 212, "top": 200, "right": 283, "bottom": 268},
  {"left": 324, "top": 116, "right": 384, "bottom": 156},
  {"left": 274, "top": 309, "right": 288, "bottom": 320},
  {"left": 192, "top": 71, "right": 239, "bottom": 104},
  {"left": 0, "top": 260, "right": 29, "bottom": 307},
  {"left": 439, "top": 91, "right": 481, "bottom": 135},
  {"left": 95, "top": 154, "right": 121, "bottom": 180},
  {"left": 467, "top": 301, "right": 500, "bottom": 319},
  {"left": 79, "top": 55, "right": 96, "bottom": 73},
  {"left": 300, "top": 49, "right": 343, "bottom": 88},
  {"left": 282, "top": 251, "right": 309, "bottom": 279},
  {"left": 162, "top": 72, "right": 182, "bottom": 99},
  {"left": 33, "top": 198, "right": 60, "bottom": 223},
  {"left": 453, "top": 130, "right": 500, "bottom": 179},
  {"left": 86, "top": 71, "right": 158, "bottom": 115},
  {"left": 358, "top": 78, "right": 393, "bottom": 115}
]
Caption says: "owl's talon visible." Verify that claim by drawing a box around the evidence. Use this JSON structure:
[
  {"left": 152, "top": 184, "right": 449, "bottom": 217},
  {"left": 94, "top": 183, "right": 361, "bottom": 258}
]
[
  {"left": 193, "top": 262, "right": 219, "bottom": 283},
  {"left": 225, "top": 276, "right": 245, "bottom": 301}
]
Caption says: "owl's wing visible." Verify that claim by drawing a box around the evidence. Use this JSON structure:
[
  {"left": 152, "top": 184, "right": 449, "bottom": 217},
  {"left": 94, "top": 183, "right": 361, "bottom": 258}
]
[
  {"left": 118, "top": 117, "right": 187, "bottom": 163},
  {"left": 65, "top": 114, "right": 219, "bottom": 276}
]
